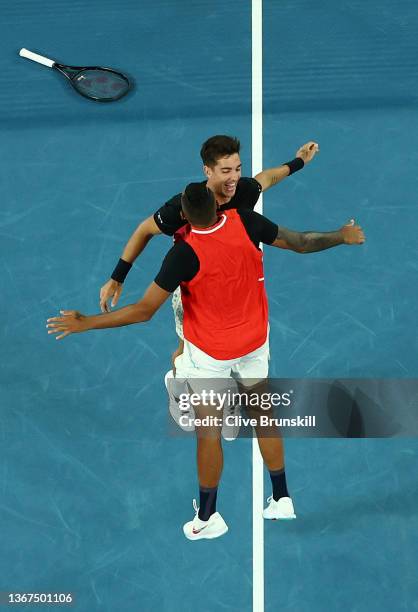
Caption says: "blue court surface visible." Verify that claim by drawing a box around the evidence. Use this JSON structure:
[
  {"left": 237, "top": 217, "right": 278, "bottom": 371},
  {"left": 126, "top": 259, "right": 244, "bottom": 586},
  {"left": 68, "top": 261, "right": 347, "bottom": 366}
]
[{"left": 1, "top": 1, "right": 418, "bottom": 611}]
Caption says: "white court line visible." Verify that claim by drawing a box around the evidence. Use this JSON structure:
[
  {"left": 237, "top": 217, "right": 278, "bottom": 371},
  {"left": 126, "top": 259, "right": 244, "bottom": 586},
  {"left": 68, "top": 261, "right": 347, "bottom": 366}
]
[{"left": 252, "top": 1, "right": 264, "bottom": 612}]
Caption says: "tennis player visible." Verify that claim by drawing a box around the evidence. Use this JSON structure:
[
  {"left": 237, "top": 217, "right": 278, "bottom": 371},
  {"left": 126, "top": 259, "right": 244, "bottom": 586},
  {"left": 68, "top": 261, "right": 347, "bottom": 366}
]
[
  {"left": 99, "top": 135, "right": 319, "bottom": 367},
  {"left": 47, "top": 183, "right": 365, "bottom": 540}
]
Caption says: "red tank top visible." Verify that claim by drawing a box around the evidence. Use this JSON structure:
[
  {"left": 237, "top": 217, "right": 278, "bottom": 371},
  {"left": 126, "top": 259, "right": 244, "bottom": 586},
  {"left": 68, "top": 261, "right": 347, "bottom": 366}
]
[{"left": 181, "top": 209, "right": 268, "bottom": 359}]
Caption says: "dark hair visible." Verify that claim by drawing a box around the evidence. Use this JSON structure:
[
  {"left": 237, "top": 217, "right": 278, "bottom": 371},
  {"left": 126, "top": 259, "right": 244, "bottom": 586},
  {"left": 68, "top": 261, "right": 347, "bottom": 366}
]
[
  {"left": 200, "top": 135, "right": 240, "bottom": 167},
  {"left": 181, "top": 183, "right": 216, "bottom": 225}
]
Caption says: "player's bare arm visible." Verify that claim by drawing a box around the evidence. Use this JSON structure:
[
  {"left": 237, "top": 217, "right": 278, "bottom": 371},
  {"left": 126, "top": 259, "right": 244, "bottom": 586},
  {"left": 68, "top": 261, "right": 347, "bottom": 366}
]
[
  {"left": 100, "top": 216, "right": 162, "bottom": 313},
  {"left": 255, "top": 141, "right": 319, "bottom": 192},
  {"left": 272, "top": 219, "right": 365, "bottom": 253},
  {"left": 49, "top": 282, "right": 170, "bottom": 340}
]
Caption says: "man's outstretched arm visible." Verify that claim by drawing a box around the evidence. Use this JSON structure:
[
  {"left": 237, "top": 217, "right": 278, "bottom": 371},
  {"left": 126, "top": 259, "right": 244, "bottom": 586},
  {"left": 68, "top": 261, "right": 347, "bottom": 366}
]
[
  {"left": 271, "top": 219, "right": 365, "bottom": 252},
  {"left": 48, "top": 282, "right": 171, "bottom": 340},
  {"left": 100, "top": 216, "right": 162, "bottom": 313},
  {"left": 121, "top": 215, "right": 162, "bottom": 263},
  {"left": 254, "top": 142, "right": 319, "bottom": 192}
]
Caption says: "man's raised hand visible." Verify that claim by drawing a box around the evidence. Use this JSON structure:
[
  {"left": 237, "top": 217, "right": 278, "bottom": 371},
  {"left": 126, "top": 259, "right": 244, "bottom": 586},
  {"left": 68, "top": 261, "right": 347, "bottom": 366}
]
[
  {"left": 341, "top": 219, "right": 365, "bottom": 245},
  {"left": 296, "top": 141, "right": 319, "bottom": 164}
]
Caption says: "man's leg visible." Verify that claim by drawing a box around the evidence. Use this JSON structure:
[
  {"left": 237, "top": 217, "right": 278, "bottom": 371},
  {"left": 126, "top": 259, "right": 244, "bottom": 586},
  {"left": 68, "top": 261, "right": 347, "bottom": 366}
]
[
  {"left": 182, "top": 408, "right": 228, "bottom": 540},
  {"left": 165, "top": 288, "right": 190, "bottom": 429},
  {"left": 255, "top": 430, "right": 284, "bottom": 472},
  {"left": 196, "top": 417, "right": 223, "bottom": 521},
  {"left": 240, "top": 379, "right": 290, "bottom": 500},
  {"left": 254, "top": 421, "right": 292, "bottom": 506},
  {"left": 196, "top": 440, "right": 223, "bottom": 520},
  {"left": 251, "top": 396, "right": 295, "bottom": 520},
  {"left": 197, "top": 435, "right": 223, "bottom": 487},
  {"left": 233, "top": 338, "right": 296, "bottom": 520},
  {"left": 175, "top": 341, "right": 231, "bottom": 540}
]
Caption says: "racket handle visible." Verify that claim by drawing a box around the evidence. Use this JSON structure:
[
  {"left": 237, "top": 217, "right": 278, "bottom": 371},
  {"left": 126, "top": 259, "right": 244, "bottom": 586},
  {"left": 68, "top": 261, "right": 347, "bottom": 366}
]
[{"left": 19, "top": 48, "right": 55, "bottom": 68}]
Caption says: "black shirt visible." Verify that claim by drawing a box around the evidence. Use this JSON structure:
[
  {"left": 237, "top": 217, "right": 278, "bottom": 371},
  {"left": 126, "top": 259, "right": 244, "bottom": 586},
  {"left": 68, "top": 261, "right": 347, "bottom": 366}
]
[
  {"left": 153, "top": 177, "right": 262, "bottom": 236},
  {"left": 154, "top": 209, "right": 278, "bottom": 293}
]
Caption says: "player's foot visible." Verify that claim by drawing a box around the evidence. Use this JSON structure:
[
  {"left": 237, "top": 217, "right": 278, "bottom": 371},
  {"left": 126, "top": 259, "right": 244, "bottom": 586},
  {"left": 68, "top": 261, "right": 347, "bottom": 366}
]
[
  {"left": 263, "top": 496, "right": 296, "bottom": 520},
  {"left": 165, "top": 370, "right": 195, "bottom": 432},
  {"left": 221, "top": 402, "right": 241, "bottom": 441},
  {"left": 183, "top": 499, "right": 228, "bottom": 541}
]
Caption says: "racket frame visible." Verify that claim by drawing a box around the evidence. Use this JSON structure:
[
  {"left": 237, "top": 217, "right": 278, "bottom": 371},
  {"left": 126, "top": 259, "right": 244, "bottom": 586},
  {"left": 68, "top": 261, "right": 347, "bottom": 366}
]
[
  {"left": 19, "top": 48, "right": 130, "bottom": 102},
  {"left": 54, "top": 63, "right": 131, "bottom": 102}
]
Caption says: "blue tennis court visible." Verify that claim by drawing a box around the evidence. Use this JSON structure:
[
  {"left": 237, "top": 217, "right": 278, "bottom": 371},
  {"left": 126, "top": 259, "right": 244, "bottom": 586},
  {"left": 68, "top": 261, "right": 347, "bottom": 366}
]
[{"left": 1, "top": 1, "right": 417, "bottom": 611}]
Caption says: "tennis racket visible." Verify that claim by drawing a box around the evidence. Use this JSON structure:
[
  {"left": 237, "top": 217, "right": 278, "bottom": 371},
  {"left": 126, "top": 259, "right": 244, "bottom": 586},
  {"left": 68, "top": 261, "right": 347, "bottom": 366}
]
[{"left": 19, "top": 48, "right": 131, "bottom": 102}]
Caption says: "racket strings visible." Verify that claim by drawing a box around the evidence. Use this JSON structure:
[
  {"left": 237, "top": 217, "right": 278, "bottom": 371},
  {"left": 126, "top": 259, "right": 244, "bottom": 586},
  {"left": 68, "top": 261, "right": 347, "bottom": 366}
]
[{"left": 73, "top": 69, "right": 128, "bottom": 99}]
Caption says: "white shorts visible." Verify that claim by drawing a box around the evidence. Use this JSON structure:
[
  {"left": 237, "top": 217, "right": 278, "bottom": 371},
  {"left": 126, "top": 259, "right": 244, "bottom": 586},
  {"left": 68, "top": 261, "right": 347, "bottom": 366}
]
[{"left": 174, "top": 332, "right": 270, "bottom": 387}]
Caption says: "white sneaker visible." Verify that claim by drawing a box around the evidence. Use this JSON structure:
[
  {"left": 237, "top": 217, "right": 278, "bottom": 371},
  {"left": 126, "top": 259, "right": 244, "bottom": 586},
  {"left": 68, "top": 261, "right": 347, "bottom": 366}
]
[
  {"left": 263, "top": 496, "right": 296, "bottom": 520},
  {"left": 165, "top": 370, "right": 195, "bottom": 432},
  {"left": 221, "top": 402, "right": 241, "bottom": 441},
  {"left": 183, "top": 499, "right": 228, "bottom": 541}
]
